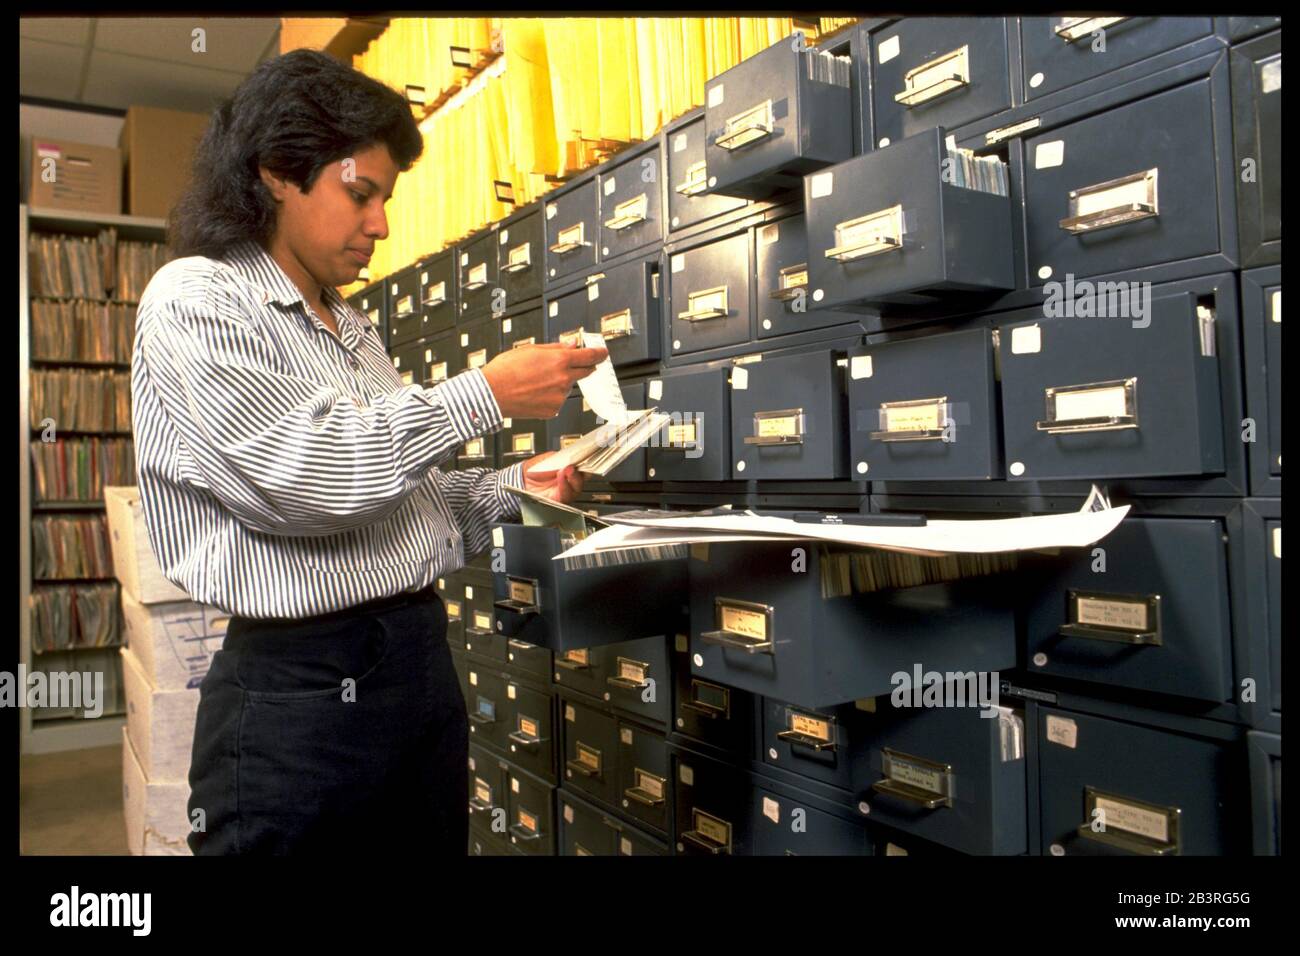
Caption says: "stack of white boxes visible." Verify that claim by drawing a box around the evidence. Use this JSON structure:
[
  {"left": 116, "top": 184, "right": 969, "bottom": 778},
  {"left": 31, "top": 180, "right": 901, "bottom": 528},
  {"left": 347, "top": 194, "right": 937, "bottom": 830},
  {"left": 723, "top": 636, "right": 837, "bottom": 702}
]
[{"left": 105, "top": 486, "right": 227, "bottom": 856}]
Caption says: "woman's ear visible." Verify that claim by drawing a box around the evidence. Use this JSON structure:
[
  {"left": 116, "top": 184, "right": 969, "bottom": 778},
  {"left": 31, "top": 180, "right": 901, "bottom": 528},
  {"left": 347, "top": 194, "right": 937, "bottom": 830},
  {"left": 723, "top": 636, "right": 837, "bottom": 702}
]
[{"left": 258, "top": 164, "right": 287, "bottom": 202}]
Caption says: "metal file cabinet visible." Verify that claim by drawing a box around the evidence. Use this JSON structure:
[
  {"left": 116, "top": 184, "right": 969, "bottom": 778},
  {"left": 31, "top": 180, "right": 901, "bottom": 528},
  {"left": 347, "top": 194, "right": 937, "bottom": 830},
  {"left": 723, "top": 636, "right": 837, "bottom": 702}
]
[
  {"left": 1018, "top": 17, "right": 1216, "bottom": 105},
  {"left": 502, "top": 676, "right": 557, "bottom": 784},
  {"left": 847, "top": 327, "right": 1000, "bottom": 481},
  {"left": 497, "top": 308, "right": 549, "bottom": 468},
  {"left": 467, "top": 742, "right": 510, "bottom": 853},
  {"left": 755, "top": 214, "right": 860, "bottom": 339},
  {"left": 703, "top": 38, "right": 853, "bottom": 200},
  {"left": 687, "top": 541, "right": 1017, "bottom": 708},
  {"left": 1241, "top": 267, "right": 1282, "bottom": 495},
  {"left": 804, "top": 128, "right": 1014, "bottom": 310},
  {"left": 465, "top": 663, "right": 511, "bottom": 753},
  {"left": 544, "top": 285, "right": 590, "bottom": 345},
  {"left": 417, "top": 250, "right": 459, "bottom": 336},
  {"left": 644, "top": 364, "right": 733, "bottom": 482},
  {"left": 457, "top": 228, "right": 499, "bottom": 324},
  {"left": 544, "top": 173, "right": 600, "bottom": 285},
  {"left": 1247, "top": 731, "right": 1281, "bottom": 856},
  {"left": 388, "top": 339, "right": 424, "bottom": 389},
  {"left": 506, "top": 764, "right": 556, "bottom": 855},
  {"left": 558, "top": 789, "right": 617, "bottom": 856},
  {"left": 435, "top": 573, "right": 466, "bottom": 651},
  {"left": 1229, "top": 17, "right": 1281, "bottom": 43},
  {"left": 496, "top": 203, "right": 544, "bottom": 308},
  {"left": 1037, "top": 707, "right": 1247, "bottom": 855},
  {"left": 450, "top": 648, "right": 471, "bottom": 719},
  {"left": 868, "top": 18, "right": 1013, "bottom": 149},
  {"left": 587, "top": 258, "right": 662, "bottom": 367},
  {"left": 667, "top": 229, "right": 752, "bottom": 357},
  {"left": 544, "top": 392, "right": 598, "bottom": 457},
  {"left": 1021, "top": 73, "right": 1236, "bottom": 287},
  {"left": 418, "top": 329, "right": 458, "bottom": 388},
  {"left": 672, "top": 632, "right": 760, "bottom": 760},
  {"left": 665, "top": 109, "right": 749, "bottom": 234},
  {"left": 499, "top": 306, "right": 545, "bottom": 351},
  {"left": 602, "top": 381, "right": 649, "bottom": 482},
  {"left": 752, "top": 786, "right": 874, "bottom": 856},
  {"left": 1231, "top": 30, "right": 1281, "bottom": 267},
  {"left": 615, "top": 721, "right": 672, "bottom": 836},
  {"left": 762, "top": 699, "right": 1028, "bottom": 856},
  {"left": 490, "top": 523, "right": 688, "bottom": 652},
  {"left": 560, "top": 695, "right": 621, "bottom": 809},
  {"left": 347, "top": 280, "right": 387, "bottom": 346},
  {"left": 1023, "top": 516, "right": 1234, "bottom": 705},
  {"left": 461, "top": 573, "right": 504, "bottom": 663},
  {"left": 385, "top": 264, "right": 424, "bottom": 346},
  {"left": 1241, "top": 498, "right": 1281, "bottom": 732},
  {"left": 504, "top": 636, "right": 552, "bottom": 687},
  {"left": 729, "top": 349, "right": 849, "bottom": 480},
  {"left": 598, "top": 141, "right": 665, "bottom": 260},
  {"left": 671, "top": 746, "right": 756, "bottom": 855},
  {"left": 453, "top": 317, "right": 502, "bottom": 471},
  {"left": 599, "top": 633, "right": 672, "bottom": 729},
  {"left": 996, "top": 293, "right": 1225, "bottom": 482}
]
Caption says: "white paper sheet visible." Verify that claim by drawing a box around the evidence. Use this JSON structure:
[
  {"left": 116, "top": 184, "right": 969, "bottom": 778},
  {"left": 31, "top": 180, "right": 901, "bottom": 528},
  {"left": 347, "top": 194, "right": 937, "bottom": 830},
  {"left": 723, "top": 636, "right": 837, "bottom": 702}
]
[{"left": 576, "top": 331, "right": 628, "bottom": 424}]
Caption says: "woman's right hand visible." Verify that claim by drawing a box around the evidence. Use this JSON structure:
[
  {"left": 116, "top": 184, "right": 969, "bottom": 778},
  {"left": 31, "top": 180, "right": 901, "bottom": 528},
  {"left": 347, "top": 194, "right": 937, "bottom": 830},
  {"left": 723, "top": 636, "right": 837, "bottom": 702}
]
[{"left": 479, "top": 341, "right": 609, "bottom": 420}]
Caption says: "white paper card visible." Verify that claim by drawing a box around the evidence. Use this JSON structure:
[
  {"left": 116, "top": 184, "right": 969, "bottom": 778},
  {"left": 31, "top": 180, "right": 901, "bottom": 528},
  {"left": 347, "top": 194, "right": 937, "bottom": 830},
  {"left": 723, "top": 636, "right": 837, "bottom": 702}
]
[
  {"left": 648, "top": 379, "right": 663, "bottom": 401},
  {"left": 491, "top": 527, "right": 504, "bottom": 548},
  {"left": 1035, "top": 140, "right": 1065, "bottom": 169},
  {"left": 708, "top": 83, "right": 724, "bottom": 107},
  {"left": 1046, "top": 715, "right": 1078, "bottom": 749},
  {"left": 604, "top": 177, "right": 616, "bottom": 195},
  {"left": 731, "top": 366, "right": 748, "bottom": 390},
  {"left": 1011, "top": 325, "right": 1042, "bottom": 354},
  {"left": 810, "top": 172, "right": 834, "bottom": 199},
  {"left": 762, "top": 796, "right": 780, "bottom": 824},
  {"left": 850, "top": 355, "right": 874, "bottom": 379},
  {"left": 576, "top": 331, "right": 629, "bottom": 423},
  {"left": 878, "top": 34, "right": 901, "bottom": 64},
  {"left": 671, "top": 254, "right": 685, "bottom": 273}
]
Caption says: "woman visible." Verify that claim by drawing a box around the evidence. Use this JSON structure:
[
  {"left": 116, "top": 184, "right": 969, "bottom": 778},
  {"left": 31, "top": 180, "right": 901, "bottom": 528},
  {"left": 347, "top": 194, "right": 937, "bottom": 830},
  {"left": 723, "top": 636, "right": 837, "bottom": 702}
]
[{"left": 131, "top": 49, "right": 607, "bottom": 855}]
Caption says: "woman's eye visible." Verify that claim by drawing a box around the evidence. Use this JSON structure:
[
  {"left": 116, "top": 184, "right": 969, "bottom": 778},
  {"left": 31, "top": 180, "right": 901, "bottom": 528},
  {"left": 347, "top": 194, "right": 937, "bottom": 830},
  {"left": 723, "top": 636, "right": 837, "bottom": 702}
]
[{"left": 351, "top": 191, "right": 367, "bottom": 203}]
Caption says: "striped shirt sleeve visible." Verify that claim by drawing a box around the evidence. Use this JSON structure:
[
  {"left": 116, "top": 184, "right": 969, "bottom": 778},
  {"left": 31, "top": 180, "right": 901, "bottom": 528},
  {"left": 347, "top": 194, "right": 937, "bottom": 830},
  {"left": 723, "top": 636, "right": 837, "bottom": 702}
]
[
  {"left": 138, "top": 290, "right": 504, "bottom": 538},
  {"left": 434, "top": 460, "right": 525, "bottom": 560}
]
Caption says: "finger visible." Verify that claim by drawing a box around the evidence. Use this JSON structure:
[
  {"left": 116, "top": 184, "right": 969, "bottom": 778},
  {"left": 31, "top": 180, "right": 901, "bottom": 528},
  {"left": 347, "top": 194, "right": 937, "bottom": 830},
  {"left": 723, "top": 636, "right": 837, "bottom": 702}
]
[{"left": 566, "top": 347, "right": 608, "bottom": 367}]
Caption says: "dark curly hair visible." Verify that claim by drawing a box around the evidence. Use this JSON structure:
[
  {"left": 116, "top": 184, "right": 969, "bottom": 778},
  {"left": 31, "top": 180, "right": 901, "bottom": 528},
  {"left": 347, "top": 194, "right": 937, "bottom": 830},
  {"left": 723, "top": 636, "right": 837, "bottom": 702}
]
[{"left": 168, "top": 48, "right": 423, "bottom": 259}]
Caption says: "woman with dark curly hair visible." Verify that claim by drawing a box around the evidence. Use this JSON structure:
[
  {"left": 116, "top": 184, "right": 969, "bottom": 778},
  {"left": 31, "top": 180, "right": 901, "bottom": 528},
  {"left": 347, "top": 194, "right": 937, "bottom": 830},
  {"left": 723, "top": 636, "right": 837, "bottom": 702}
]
[{"left": 132, "top": 49, "right": 605, "bottom": 856}]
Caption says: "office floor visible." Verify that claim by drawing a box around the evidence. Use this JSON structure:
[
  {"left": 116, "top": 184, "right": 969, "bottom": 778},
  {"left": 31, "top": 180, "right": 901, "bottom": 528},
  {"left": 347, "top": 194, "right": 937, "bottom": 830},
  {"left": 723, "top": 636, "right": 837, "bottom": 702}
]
[{"left": 20, "top": 744, "right": 128, "bottom": 855}]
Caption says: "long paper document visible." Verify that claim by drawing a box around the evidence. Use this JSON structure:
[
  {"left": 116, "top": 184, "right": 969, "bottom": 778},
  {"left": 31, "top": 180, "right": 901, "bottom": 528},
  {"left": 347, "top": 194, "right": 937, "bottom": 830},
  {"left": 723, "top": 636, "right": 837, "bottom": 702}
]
[{"left": 553, "top": 493, "right": 1130, "bottom": 560}]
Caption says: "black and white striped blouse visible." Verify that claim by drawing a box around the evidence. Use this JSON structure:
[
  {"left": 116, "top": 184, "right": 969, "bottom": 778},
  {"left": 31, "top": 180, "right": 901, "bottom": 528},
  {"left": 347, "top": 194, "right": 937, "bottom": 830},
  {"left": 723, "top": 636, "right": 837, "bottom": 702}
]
[{"left": 130, "top": 238, "right": 523, "bottom": 619}]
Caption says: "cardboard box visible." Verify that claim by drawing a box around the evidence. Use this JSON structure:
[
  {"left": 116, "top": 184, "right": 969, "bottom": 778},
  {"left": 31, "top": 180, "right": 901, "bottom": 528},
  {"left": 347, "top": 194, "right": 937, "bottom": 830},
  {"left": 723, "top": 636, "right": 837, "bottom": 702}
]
[
  {"left": 280, "top": 17, "right": 387, "bottom": 62},
  {"left": 28, "top": 138, "right": 121, "bottom": 215},
  {"left": 121, "top": 645, "right": 200, "bottom": 782},
  {"left": 121, "top": 589, "right": 228, "bottom": 692},
  {"left": 119, "top": 106, "right": 210, "bottom": 219},
  {"left": 104, "top": 485, "right": 191, "bottom": 605},
  {"left": 121, "top": 727, "right": 191, "bottom": 856}
]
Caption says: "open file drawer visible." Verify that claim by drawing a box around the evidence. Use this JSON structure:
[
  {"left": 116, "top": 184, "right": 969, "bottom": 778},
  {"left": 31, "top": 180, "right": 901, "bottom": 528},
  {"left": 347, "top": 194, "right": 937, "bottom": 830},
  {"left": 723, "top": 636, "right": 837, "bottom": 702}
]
[
  {"left": 703, "top": 37, "right": 853, "bottom": 200},
  {"left": 490, "top": 523, "right": 688, "bottom": 652},
  {"left": 645, "top": 364, "right": 733, "bottom": 482},
  {"left": 804, "top": 128, "right": 1014, "bottom": 311},
  {"left": 598, "top": 141, "right": 664, "bottom": 260}
]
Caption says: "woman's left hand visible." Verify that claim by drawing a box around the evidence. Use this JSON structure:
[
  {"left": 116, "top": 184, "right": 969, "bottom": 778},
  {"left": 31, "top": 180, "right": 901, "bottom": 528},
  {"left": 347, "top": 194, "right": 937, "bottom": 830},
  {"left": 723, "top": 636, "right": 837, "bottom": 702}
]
[{"left": 519, "top": 453, "right": 584, "bottom": 504}]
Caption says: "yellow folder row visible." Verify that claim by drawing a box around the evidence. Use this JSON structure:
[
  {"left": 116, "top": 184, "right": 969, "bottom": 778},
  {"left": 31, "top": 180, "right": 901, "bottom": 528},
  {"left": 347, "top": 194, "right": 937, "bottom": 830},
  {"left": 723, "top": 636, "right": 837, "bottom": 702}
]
[{"left": 345, "top": 16, "right": 855, "bottom": 291}]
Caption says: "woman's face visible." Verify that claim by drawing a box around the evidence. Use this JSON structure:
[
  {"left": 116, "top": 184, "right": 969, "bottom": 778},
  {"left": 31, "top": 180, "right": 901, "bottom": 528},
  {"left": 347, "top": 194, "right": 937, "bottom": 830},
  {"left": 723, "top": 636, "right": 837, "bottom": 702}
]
[{"left": 272, "top": 141, "right": 399, "bottom": 290}]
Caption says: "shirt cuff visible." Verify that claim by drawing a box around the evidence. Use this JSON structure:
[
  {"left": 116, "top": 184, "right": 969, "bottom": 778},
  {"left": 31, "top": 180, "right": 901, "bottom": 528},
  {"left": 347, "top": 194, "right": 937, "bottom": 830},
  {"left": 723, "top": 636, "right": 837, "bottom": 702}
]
[
  {"left": 431, "top": 367, "right": 504, "bottom": 445},
  {"left": 493, "top": 462, "right": 526, "bottom": 519}
]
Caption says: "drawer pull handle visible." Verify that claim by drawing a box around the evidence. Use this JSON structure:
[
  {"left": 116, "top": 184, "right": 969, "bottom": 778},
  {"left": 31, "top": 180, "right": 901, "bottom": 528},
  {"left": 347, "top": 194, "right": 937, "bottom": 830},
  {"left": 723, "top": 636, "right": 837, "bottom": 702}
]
[
  {"left": 1075, "top": 787, "right": 1181, "bottom": 855},
  {"left": 508, "top": 729, "right": 541, "bottom": 749},
  {"left": 699, "top": 629, "right": 774, "bottom": 654},
  {"left": 825, "top": 206, "right": 905, "bottom": 261},
  {"left": 393, "top": 293, "right": 415, "bottom": 316},
  {"left": 1054, "top": 16, "right": 1128, "bottom": 42},
  {"left": 555, "top": 657, "right": 591, "bottom": 671},
  {"left": 872, "top": 748, "right": 954, "bottom": 809},
  {"left": 715, "top": 100, "right": 775, "bottom": 150},
  {"left": 744, "top": 407, "right": 805, "bottom": 446},
  {"left": 508, "top": 823, "right": 543, "bottom": 842},
  {"left": 777, "top": 729, "right": 837, "bottom": 752},
  {"left": 495, "top": 575, "right": 541, "bottom": 617},
  {"left": 869, "top": 397, "right": 952, "bottom": 442},
  {"left": 895, "top": 45, "right": 970, "bottom": 107},
  {"left": 566, "top": 758, "right": 599, "bottom": 778},
  {"left": 678, "top": 285, "right": 729, "bottom": 322},
  {"left": 1059, "top": 590, "right": 1163, "bottom": 646},
  {"left": 600, "top": 308, "right": 635, "bottom": 340},
  {"left": 769, "top": 264, "right": 808, "bottom": 301},
  {"left": 682, "top": 810, "right": 731, "bottom": 854},
  {"left": 506, "top": 639, "right": 535, "bottom": 651},
  {"left": 549, "top": 222, "right": 590, "bottom": 254},
  {"left": 1036, "top": 378, "right": 1139, "bottom": 434},
  {"left": 675, "top": 160, "right": 709, "bottom": 196},
  {"left": 501, "top": 242, "right": 532, "bottom": 273},
  {"left": 682, "top": 680, "right": 729, "bottom": 718},
  {"left": 422, "top": 281, "right": 447, "bottom": 306},
  {"left": 1059, "top": 169, "right": 1159, "bottom": 234},
  {"left": 462, "top": 263, "right": 489, "bottom": 291},
  {"left": 871, "top": 778, "right": 951, "bottom": 809},
  {"left": 624, "top": 786, "right": 666, "bottom": 808},
  {"left": 604, "top": 193, "right": 649, "bottom": 230}
]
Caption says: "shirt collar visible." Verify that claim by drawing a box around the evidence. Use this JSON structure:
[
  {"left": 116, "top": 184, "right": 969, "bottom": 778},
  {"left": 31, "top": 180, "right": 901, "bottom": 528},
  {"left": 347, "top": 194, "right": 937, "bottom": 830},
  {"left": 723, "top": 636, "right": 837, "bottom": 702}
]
[{"left": 223, "top": 239, "right": 367, "bottom": 341}]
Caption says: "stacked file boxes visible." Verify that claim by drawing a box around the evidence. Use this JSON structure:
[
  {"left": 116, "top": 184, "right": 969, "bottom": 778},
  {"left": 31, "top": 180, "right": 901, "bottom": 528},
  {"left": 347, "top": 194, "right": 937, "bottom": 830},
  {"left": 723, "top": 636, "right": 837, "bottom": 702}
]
[
  {"left": 377, "top": 17, "right": 1281, "bottom": 856},
  {"left": 105, "top": 485, "right": 226, "bottom": 855}
]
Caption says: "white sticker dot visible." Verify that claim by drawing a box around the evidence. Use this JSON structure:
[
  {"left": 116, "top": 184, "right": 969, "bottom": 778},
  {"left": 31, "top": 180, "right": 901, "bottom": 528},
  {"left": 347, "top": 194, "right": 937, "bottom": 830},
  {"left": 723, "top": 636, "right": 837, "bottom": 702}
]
[
  {"left": 1033, "top": 652, "right": 1048, "bottom": 666},
  {"left": 692, "top": 653, "right": 704, "bottom": 667},
  {"left": 812, "top": 289, "right": 824, "bottom": 302},
  {"left": 736, "top": 460, "right": 746, "bottom": 472},
  {"left": 762, "top": 319, "right": 772, "bottom": 330},
  {"left": 1030, "top": 72, "right": 1044, "bottom": 88},
  {"left": 673, "top": 339, "right": 681, "bottom": 350},
  {"left": 857, "top": 461, "right": 868, "bottom": 474},
  {"left": 878, "top": 137, "right": 890, "bottom": 148},
  {"left": 648, "top": 467, "right": 656, "bottom": 477},
  {"left": 1010, "top": 462, "right": 1026, "bottom": 476},
  {"left": 1037, "top": 265, "right": 1053, "bottom": 280},
  {"left": 671, "top": 216, "right": 680, "bottom": 227}
]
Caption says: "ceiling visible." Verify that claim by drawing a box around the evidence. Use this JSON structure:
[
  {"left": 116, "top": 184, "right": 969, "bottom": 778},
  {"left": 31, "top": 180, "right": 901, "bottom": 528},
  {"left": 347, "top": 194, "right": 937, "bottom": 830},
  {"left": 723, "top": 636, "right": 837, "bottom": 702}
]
[{"left": 19, "top": 16, "right": 282, "bottom": 114}]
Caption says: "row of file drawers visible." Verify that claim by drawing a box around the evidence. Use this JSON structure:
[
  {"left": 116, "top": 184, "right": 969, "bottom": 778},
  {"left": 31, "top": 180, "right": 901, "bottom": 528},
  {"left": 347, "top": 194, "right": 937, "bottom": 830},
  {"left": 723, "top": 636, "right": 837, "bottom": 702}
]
[
  {"left": 467, "top": 741, "right": 556, "bottom": 856},
  {"left": 492, "top": 499, "right": 1281, "bottom": 724},
  {"left": 362, "top": 19, "right": 1276, "bottom": 350}
]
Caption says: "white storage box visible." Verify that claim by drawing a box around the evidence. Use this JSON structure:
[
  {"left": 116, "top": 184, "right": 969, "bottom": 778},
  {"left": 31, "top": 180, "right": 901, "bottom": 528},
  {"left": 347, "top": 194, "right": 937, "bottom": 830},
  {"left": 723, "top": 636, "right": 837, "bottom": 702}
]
[
  {"left": 121, "top": 589, "right": 228, "bottom": 692},
  {"left": 104, "top": 485, "right": 191, "bottom": 605},
  {"left": 121, "top": 646, "right": 199, "bottom": 782},
  {"left": 121, "top": 727, "right": 191, "bottom": 856}
]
